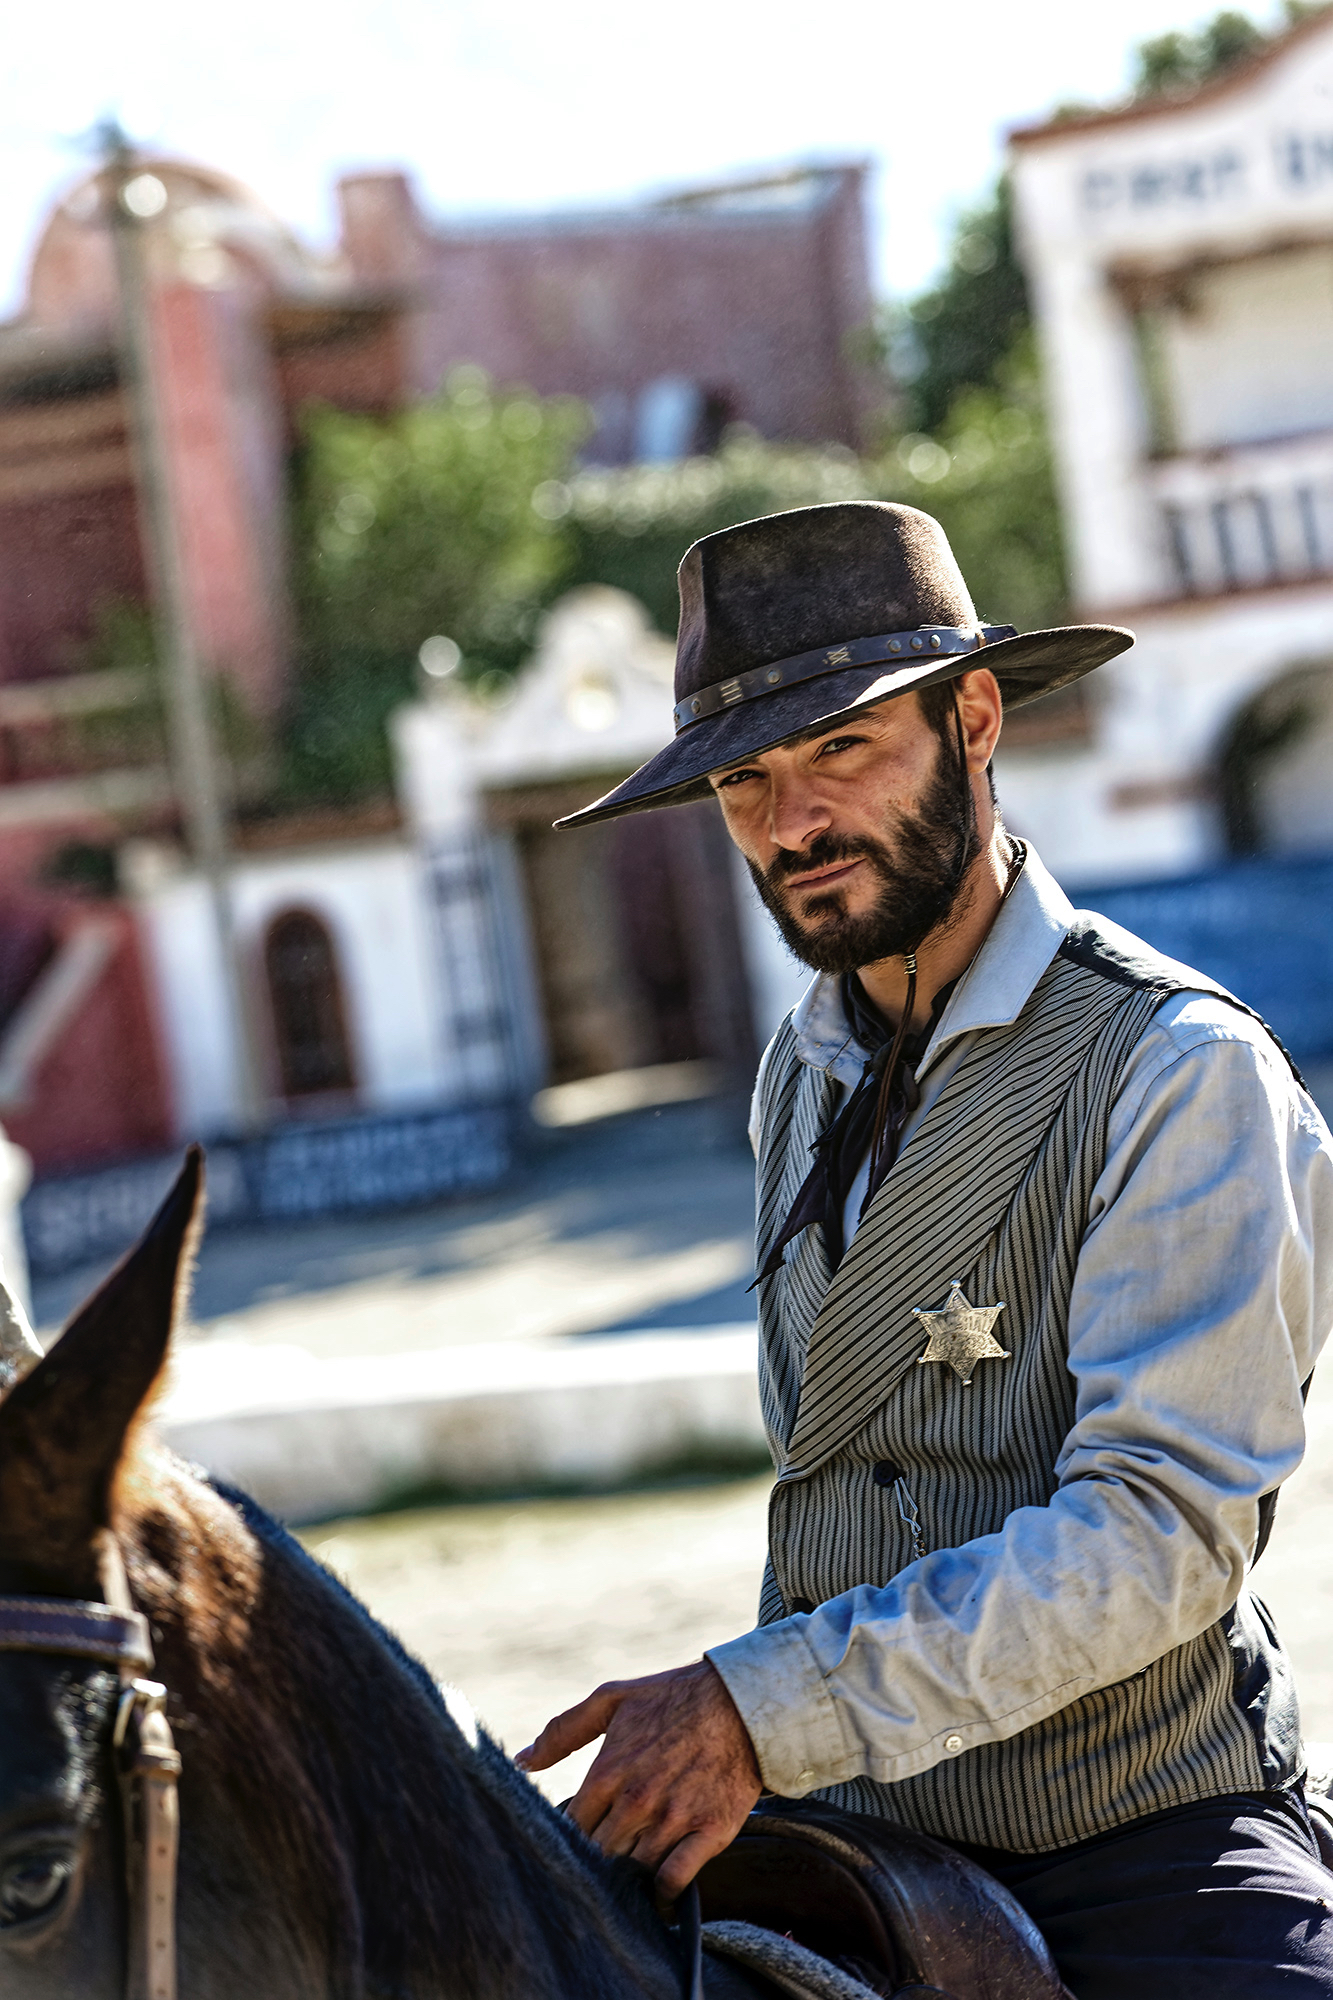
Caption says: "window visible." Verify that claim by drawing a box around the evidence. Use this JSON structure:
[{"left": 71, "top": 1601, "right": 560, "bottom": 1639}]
[{"left": 263, "top": 908, "right": 355, "bottom": 1099}]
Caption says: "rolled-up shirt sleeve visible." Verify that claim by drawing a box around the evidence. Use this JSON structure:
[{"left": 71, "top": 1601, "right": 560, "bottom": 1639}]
[{"left": 707, "top": 1001, "right": 1333, "bottom": 1797}]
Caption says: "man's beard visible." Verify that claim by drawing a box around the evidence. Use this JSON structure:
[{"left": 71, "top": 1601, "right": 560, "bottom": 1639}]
[{"left": 747, "top": 733, "right": 980, "bottom": 975}]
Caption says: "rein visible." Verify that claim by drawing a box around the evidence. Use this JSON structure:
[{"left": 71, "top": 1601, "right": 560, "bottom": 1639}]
[{"left": 0, "top": 1535, "right": 181, "bottom": 2000}]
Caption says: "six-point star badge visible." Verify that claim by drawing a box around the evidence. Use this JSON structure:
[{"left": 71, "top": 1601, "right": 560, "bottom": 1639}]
[{"left": 914, "top": 1281, "right": 1010, "bottom": 1385}]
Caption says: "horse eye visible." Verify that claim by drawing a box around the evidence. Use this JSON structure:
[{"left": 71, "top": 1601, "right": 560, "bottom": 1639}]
[{"left": 0, "top": 1851, "right": 74, "bottom": 1926}]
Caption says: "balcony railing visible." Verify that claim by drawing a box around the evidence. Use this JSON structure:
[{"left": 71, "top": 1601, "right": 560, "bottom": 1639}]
[{"left": 1148, "top": 433, "right": 1333, "bottom": 597}]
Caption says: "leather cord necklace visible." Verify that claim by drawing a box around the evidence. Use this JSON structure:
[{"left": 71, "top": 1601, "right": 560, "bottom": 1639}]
[{"left": 862, "top": 695, "right": 973, "bottom": 1202}]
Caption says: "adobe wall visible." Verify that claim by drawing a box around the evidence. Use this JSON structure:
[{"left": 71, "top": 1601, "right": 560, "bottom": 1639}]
[{"left": 1, "top": 906, "right": 173, "bottom": 1175}]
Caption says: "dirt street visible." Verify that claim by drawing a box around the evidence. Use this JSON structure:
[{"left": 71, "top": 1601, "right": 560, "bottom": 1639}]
[{"left": 32, "top": 1098, "right": 758, "bottom": 1353}]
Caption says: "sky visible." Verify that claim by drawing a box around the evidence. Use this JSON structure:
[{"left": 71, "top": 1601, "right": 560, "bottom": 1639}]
[{"left": 0, "top": 0, "right": 1296, "bottom": 319}]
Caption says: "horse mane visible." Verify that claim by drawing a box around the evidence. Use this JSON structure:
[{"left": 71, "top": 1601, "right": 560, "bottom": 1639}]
[{"left": 112, "top": 1444, "right": 678, "bottom": 1999}]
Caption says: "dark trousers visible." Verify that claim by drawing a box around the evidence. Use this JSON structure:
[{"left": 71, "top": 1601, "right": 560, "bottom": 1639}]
[{"left": 957, "top": 1789, "right": 1333, "bottom": 1998}]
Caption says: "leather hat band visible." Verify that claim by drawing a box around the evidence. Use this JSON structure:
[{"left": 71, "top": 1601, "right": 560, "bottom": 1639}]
[{"left": 672, "top": 623, "right": 1017, "bottom": 735}]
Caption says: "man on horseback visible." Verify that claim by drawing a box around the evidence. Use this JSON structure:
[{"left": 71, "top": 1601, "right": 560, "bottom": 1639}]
[{"left": 520, "top": 502, "right": 1333, "bottom": 1998}]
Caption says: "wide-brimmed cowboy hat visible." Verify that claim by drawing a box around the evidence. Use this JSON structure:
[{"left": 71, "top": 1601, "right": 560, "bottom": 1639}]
[{"left": 554, "top": 501, "right": 1131, "bottom": 829}]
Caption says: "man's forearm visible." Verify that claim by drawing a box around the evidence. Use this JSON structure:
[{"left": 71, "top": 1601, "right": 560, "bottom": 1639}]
[{"left": 707, "top": 1473, "right": 1256, "bottom": 1796}]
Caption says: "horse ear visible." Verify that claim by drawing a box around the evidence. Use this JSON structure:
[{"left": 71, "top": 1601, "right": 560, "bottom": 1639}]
[{"left": 0, "top": 1147, "right": 204, "bottom": 1570}]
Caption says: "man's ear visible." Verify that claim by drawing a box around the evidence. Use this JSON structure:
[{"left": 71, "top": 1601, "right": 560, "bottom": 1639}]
[
  {"left": 0, "top": 1147, "right": 204, "bottom": 1571},
  {"left": 958, "top": 667, "right": 1003, "bottom": 770}
]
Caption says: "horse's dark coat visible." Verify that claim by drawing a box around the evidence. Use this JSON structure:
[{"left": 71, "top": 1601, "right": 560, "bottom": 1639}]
[{"left": 0, "top": 1155, "right": 765, "bottom": 1999}]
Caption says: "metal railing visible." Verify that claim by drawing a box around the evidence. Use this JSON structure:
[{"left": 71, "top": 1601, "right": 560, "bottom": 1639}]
[
  {"left": 422, "top": 829, "right": 531, "bottom": 1106},
  {"left": 1150, "top": 435, "right": 1333, "bottom": 598},
  {"left": 1161, "top": 483, "right": 1333, "bottom": 595}
]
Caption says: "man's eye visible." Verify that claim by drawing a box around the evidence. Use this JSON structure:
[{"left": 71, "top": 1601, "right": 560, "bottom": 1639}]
[
  {"left": 814, "top": 735, "right": 861, "bottom": 757},
  {"left": 715, "top": 768, "right": 758, "bottom": 788}
]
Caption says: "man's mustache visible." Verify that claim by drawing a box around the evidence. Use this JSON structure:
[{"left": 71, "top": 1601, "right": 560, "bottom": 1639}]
[{"left": 767, "top": 833, "right": 888, "bottom": 887}]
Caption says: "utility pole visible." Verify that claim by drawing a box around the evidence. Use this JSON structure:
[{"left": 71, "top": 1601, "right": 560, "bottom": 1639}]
[{"left": 101, "top": 124, "right": 266, "bottom": 1130}]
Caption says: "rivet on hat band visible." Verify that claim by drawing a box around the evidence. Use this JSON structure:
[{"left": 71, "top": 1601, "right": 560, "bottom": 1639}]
[{"left": 672, "top": 624, "right": 1017, "bottom": 735}]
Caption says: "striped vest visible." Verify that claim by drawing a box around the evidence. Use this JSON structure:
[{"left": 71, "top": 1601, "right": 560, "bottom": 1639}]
[{"left": 752, "top": 917, "right": 1301, "bottom": 1854}]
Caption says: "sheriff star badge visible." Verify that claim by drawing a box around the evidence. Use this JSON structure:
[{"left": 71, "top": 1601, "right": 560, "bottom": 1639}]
[{"left": 913, "top": 1281, "right": 1010, "bottom": 1385}]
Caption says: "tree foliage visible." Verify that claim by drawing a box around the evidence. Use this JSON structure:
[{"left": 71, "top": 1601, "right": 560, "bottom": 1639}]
[
  {"left": 887, "top": 178, "right": 1031, "bottom": 435},
  {"left": 1133, "top": 4, "right": 1322, "bottom": 99},
  {"left": 560, "top": 337, "right": 1065, "bottom": 644},
  {"left": 285, "top": 370, "right": 586, "bottom": 799},
  {"left": 285, "top": 160, "right": 1076, "bottom": 806},
  {"left": 1134, "top": 10, "right": 1266, "bottom": 96},
  {"left": 883, "top": 336, "right": 1066, "bottom": 634},
  {"left": 562, "top": 441, "right": 873, "bottom": 637}
]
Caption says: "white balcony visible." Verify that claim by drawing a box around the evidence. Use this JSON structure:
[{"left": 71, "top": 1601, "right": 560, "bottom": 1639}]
[{"left": 1146, "top": 431, "right": 1333, "bottom": 598}]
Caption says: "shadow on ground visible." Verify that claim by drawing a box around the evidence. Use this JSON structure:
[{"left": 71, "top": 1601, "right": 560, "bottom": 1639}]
[{"left": 33, "top": 1096, "right": 758, "bottom": 1343}]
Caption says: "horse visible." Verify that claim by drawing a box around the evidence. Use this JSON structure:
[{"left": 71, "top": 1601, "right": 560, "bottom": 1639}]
[{"left": 0, "top": 1150, "right": 791, "bottom": 2000}]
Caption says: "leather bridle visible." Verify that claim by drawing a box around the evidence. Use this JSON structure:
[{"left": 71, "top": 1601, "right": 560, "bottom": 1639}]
[{"left": 0, "top": 1534, "right": 180, "bottom": 2000}]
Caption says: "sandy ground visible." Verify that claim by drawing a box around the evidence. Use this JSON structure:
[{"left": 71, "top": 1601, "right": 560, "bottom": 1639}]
[{"left": 302, "top": 1354, "right": 1333, "bottom": 1805}]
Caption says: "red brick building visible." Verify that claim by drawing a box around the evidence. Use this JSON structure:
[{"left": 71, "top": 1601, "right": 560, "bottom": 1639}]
[
  {"left": 0, "top": 160, "right": 406, "bottom": 1172},
  {"left": 337, "top": 162, "right": 875, "bottom": 460},
  {"left": 0, "top": 154, "right": 873, "bottom": 1174}
]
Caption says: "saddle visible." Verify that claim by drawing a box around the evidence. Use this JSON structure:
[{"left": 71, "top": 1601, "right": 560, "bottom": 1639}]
[{"left": 695, "top": 1801, "right": 1073, "bottom": 2000}]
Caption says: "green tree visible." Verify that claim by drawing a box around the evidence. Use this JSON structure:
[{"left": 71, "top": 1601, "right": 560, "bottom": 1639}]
[
  {"left": 1134, "top": 9, "right": 1267, "bottom": 96},
  {"left": 559, "top": 332, "right": 1068, "bottom": 645},
  {"left": 286, "top": 186, "right": 1069, "bottom": 807},
  {"left": 562, "top": 439, "right": 874, "bottom": 636},
  {"left": 887, "top": 178, "right": 1031, "bottom": 435},
  {"left": 286, "top": 369, "right": 586, "bottom": 800},
  {"left": 1131, "top": 5, "right": 1332, "bottom": 101},
  {"left": 880, "top": 335, "right": 1067, "bottom": 633}
]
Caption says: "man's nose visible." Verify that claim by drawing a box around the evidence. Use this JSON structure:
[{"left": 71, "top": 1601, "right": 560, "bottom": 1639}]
[{"left": 768, "top": 771, "right": 830, "bottom": 853}]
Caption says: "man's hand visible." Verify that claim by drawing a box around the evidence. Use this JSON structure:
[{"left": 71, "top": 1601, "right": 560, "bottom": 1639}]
[{"left": 516, "top": 1659, "right": 763, "bottom": 1901}]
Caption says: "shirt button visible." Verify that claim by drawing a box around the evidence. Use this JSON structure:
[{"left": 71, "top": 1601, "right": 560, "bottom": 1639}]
[
  {"left": 795, "top": 1769, "right": 815, "bottom": 1788},
  {"left": 871, "top": 1460, "right": 904, "bottom": 1488},
  {"left": 943, "top": 1733, "right": 964, "bottom": 1755}
]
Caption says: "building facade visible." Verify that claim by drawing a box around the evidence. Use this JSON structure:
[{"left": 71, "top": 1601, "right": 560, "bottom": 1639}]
[
  {"left": 124, "top": 587, "right": 805, "bottom": 1148},
  {"left": 337, "top": 163, "right": 875, "bottom": 462},
  {"left": 1003, "top": 15, "right": 1333, "bottom": 887},
  {"left": 0, "top": 153, "right": 869, "bottom": 1176}
]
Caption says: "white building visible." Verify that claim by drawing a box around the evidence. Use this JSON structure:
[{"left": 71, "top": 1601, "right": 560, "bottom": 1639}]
[
  {"left": 393, "top": 587, "right": 807, "bottom": 1100},
  {"left": 126, "top": 588, "right": 807, "bottom": 1145},
  {"left": 1005, "top": 14, "right": 1333, "bottom": 885}
]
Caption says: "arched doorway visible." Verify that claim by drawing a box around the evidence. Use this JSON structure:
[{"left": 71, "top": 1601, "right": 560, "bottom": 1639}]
[
  {"left": 263, "top": 908, "right": 356, "bottom": 1101},
  {"left": 1219, "top": 659, "right": 1333, "bottom": 857},
  {"left": 502, "top": 792, "right": 757, "bottom": 1087}
]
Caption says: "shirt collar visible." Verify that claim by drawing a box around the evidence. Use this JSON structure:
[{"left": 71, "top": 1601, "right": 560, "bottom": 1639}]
[{"left": 789, "top": 843, "right": 1075, "bottom": 1089}]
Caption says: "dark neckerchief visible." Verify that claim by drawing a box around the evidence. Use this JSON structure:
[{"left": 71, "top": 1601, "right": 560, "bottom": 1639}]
[{"left": 756, "top": 971, "right": 958, "bottom": 1284}]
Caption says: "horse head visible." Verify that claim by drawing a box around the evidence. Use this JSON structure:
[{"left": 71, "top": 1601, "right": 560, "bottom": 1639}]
[
  {"left": 0, "top": 1149, "right": 201, "bottom": 1998},
  {"left": 0, "top": 1153, "right": 716, "bottom": 2000}
]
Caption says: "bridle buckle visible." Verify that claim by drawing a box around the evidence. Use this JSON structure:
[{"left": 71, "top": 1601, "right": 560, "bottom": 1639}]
[{"left": 114, "top": 1678, "right": 168, "bottom": 1752}]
